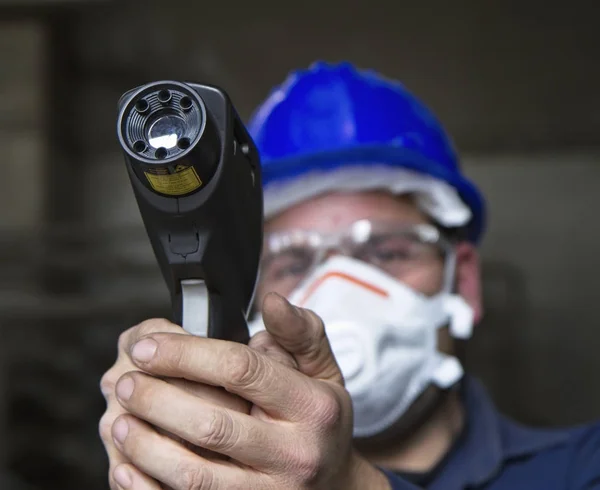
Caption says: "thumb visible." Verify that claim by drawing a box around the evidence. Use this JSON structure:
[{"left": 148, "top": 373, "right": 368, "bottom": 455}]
[{"left": 261, "top": 292, "right": 343, "bottom": 385}]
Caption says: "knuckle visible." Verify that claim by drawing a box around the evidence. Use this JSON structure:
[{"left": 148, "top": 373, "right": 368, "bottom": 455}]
[
  {"left": 101, "top": 362, "right": 139, "bottom": 401},
  {"left": 138, "top": 317, "right": 175, "bottom": 336},
  {"left": 197, "top": 409, "right": 238, "bottom": 452},
  {"left": 247, "top": 330, "right": 271, "bottom": 350},
  {"left": 100, "top": 371, "right": 116, "bottom": 399},
  {"left": 136, "top": 318, "right": 161, "bottom": 336},
  {"left": 179, "top": 464, "right": 214, "bottom": 490},
  {"left": 117, "top": 329, "right": 131, "bottom": 352},
  {"left": 289, "top": 445, "right": 322, "bottom": 485},
  {"left": 226, "top": 346, "right": 263, "bottom": 389},
  {"left": 249, "top": 332, "right": 298, "bottom": 369},
  {"left": 311, "top": 389, "right": 343, "bottom": 430},
  {"left": 98, "top": 414, "right": 114, "bottom": 446},
  {"left": 156, "top": 335, "right": 187, "bottom": 372}
]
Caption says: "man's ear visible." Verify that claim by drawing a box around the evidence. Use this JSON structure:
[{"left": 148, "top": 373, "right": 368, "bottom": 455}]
[{"left": 455, "top": 241, "right": 483, "bottom": 324}]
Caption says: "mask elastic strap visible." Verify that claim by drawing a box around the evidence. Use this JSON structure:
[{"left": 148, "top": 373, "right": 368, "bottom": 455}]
[
  {"left": 441, "top": 247, "right": 474, "bottom": 339},
  {"left": 442, "top": 247, "right": 457, "bottom": 293}
]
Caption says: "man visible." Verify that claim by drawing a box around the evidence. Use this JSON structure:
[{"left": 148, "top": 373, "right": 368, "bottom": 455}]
[{"left": 99, "top": 62, "right": 600, "bottom": 489}]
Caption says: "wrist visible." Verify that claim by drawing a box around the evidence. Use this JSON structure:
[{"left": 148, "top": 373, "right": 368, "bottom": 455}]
[{"left": 344, "top": 451, "right": 392, "bottom": 490}]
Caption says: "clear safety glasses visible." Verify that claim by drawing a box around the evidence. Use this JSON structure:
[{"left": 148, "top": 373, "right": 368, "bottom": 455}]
[{"left": 260, "top": 220, "right": 453, "bottom": 296}]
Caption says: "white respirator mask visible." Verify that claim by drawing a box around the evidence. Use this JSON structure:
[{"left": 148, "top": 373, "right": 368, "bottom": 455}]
[{"left": 249, "top": 254, "right": 474, "bottom": 438}]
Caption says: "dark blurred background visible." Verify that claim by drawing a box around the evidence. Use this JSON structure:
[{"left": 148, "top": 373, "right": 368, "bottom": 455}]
[{"left": 1, "top": 1, "right": 599, "bottom": 488}]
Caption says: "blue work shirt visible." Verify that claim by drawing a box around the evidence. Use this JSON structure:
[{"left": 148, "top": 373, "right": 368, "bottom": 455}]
[{"left": 381, "top": 376, "right": 600, "bottom": 489}]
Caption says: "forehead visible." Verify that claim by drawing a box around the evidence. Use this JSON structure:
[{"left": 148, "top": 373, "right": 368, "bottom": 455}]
[{"left": 264, "top": 190, "right": 432, "bottom": 233}]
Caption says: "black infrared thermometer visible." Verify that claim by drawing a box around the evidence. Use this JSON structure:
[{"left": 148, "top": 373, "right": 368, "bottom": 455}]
[{"left": 117, "top": 81, "right": 263, "bottom": 343}]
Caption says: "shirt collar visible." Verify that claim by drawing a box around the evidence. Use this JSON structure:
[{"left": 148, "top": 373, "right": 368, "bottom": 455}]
[{"left": 430, "top": 376, "right": 570, "bottom": 490}]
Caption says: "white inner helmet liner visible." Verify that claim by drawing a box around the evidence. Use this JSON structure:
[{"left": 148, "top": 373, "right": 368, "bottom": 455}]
[{"left": 263, "top": 165, "right": 472, "bottom": 228}]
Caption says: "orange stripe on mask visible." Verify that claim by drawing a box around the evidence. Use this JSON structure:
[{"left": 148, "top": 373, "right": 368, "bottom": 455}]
[{"left": 297, "top": 271, "right": 389, "bottom": 307}]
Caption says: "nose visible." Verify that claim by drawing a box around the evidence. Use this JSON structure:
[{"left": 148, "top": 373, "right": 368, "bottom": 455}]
[{"left": 321, "top": 245, "right": 348, "bottom": 263}]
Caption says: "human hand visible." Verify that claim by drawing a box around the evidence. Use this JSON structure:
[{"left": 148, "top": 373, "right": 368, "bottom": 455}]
[
  {"left": 107, "top": 293, "right": 390, "bottom": 489},
  {"left": 99, "top": 319, "right": 251, "bottom": 489}
]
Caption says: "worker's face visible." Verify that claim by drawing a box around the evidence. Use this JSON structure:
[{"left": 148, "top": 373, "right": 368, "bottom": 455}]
[
  {"left": 255, "top": 190, "right": 482, "bottom": 327},
  {"left": 255, "top": 190, "right": 482, "bottom": 443}
]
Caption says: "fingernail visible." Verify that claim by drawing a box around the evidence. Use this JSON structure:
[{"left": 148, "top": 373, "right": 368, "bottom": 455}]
[
  {"left": 132, "top": 338, "right": 157, "bottom": 362},
  {"left": 113, "top": 464, "right": 132, "bottom": 488},
  {"left": 112, "top": 418, "right": 129, "bottom": 445},
  {"left": 116, "top": 377, "right": 134, "bottom": 401}
]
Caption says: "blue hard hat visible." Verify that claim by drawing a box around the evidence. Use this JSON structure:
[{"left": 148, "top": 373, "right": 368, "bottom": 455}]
[{"left": 248, "top": 61, "right": 486, "bottom": 243}]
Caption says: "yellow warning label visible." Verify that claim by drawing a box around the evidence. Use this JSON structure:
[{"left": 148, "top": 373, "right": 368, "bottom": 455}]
[{"left": 144, "top": 166, "right": 202, "bottom": 196}]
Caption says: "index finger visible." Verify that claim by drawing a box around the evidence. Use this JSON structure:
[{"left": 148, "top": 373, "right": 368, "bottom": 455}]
[{"left": 128, "top": 333, "right": 324, "bottom": 421}]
